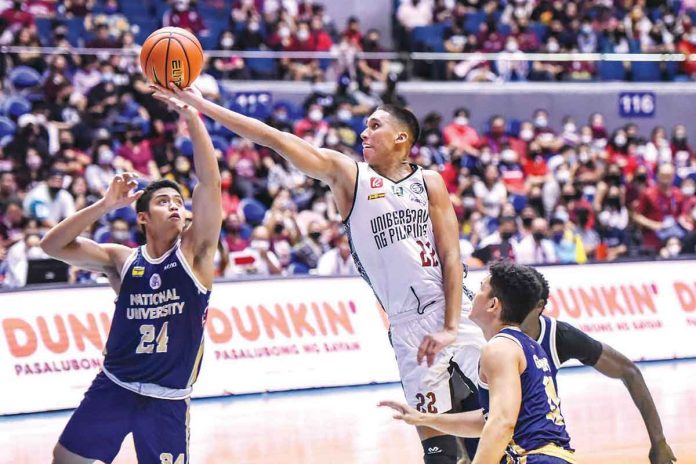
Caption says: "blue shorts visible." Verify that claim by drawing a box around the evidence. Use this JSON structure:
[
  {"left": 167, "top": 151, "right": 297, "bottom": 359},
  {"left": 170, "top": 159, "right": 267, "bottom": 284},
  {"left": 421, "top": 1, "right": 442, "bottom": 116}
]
[
  {"left": 59, "top": 371, "right": 189, "bottom": 464},
  {"left": 503, "top": 456, "right": 574, "bottom": 464}
]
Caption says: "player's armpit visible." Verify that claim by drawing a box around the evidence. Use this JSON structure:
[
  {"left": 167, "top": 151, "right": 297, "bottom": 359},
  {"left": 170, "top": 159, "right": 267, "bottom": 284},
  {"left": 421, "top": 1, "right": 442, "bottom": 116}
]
[
  {"left": 318, "top": 149, "right": 358, "bottom": 220},
  {"left": 46, "top": 239, "right": 129, "bottom": 276}
]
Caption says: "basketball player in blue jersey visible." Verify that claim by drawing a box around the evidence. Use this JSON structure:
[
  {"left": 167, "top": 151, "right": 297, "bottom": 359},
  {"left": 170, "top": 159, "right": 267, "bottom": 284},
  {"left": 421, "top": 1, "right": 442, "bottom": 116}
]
[
  {"left": 154, "top": 84, "right": 485, "bottom": 463},
  {"left": 40, "top": 90, "right": 222, "bottom": 464},
  {"left": 523, "top": 267, "right": 676, "bottom": 464},
  {"left": 381, "top": 262, "right": 576, "bottom": 463}
]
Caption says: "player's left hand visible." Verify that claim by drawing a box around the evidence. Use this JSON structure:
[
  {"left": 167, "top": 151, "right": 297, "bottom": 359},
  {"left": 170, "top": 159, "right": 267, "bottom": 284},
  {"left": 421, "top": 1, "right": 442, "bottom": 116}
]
[
  {"left": 417, "top": 328, "right": 457, "bottom": 367},
  {"left": 150, "top": 84, "right": 201, "bottom": 121},
  {"left": 649, "top": 439, "right": 677, "bottom": 464},
  {"left": 378, "top": 400, "right": 424, "bottom": 426}
]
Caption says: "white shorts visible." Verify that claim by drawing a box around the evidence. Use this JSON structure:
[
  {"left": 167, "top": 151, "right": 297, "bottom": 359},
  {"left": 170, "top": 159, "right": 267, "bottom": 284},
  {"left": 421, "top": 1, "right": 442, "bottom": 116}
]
[{"left": 389, "top": 301, "right": 485, "bottom": 413}]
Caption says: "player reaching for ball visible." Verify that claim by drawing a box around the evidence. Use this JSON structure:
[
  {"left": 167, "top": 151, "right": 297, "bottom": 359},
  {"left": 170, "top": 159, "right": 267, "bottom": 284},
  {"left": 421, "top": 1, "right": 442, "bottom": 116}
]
[
  {"left": 153, "top": 83, "right": 486, "bottom": 463},
  {"left": 41, "top": 86, "right": 221, "bottom": 462}
]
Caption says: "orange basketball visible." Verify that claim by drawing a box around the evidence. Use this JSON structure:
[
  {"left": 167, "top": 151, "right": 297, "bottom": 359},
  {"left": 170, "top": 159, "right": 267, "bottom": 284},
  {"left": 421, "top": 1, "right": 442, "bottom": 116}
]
[{"left": 140, "top": 27, "right": 204, "bottom": 89}]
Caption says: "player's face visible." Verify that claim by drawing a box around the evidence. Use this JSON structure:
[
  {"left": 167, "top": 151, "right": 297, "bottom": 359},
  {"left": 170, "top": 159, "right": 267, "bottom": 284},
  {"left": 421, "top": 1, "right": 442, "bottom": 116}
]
[
  {"left": 470, "top": 275, "right": 496, "bottom": 329},
  {"left": 360, "top": 110, "right": 403, "bottom": 165},
  {"left": 141, "top": 188, "right": 186, "bottom": 236}
]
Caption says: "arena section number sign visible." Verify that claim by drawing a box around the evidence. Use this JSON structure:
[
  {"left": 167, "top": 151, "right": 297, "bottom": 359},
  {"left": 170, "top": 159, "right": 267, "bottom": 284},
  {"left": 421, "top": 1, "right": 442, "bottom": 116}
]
[{"left": 618, "top": 91, "right": 656, "bottom": 118}]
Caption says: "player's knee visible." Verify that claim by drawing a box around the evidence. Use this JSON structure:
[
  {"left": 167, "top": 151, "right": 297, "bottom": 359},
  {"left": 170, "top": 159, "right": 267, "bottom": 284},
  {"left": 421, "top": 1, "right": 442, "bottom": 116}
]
[{"left": 422, "top": 435, "right": 458, "bottom": 464}]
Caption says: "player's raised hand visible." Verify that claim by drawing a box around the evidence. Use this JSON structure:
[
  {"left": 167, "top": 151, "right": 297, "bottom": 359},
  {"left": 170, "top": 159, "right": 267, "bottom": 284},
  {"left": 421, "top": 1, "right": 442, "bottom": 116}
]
[
  {"left": 417, "top": 328, "right": 457, "bottom": 367},
  {"left": 378, "top": 401, "right": 424, "bottom": 425},
  {"left": 150, "top": 83, "right": 201, "bottom": 121},
  {"left": 103, "top": 173, "right": 143, "bottom": 210},
  {"left": 649, "top": 439, "right": 677, "bottom": 464}
]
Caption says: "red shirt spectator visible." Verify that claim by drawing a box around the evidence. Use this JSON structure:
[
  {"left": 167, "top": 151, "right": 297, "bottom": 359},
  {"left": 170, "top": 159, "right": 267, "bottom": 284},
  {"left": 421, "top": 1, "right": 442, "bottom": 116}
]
[
  {"left": 117, "top": 136, "right": 154, "bottom": 177},
  {"left": 342, "top": 16, "right": 362, "bottom": 47},
  {"left": 443, "top": 109, "right": 480, "bottom": 155},
  {"left": 635, "top": 166, "right": 685, "bottom": 252},
  {"left": 0, "top": 2, "right": 35, "bottom": 29},
  {"left": 163, "top": 0, "right": 208, "bottom": 35}
]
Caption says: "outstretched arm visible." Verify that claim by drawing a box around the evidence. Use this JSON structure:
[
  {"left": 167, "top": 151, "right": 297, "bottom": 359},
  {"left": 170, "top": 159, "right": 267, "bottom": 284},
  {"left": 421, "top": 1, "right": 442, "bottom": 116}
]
[
  {"left": 417, "top": 170, "right": 463, "bottom": 366},
  {"left": 154, "top": 84, "right": 357, "bottom": 218},
  {"left": 593, "top": 344, "right": 676, "bottom": 464},
  {"left": 152, "top": 87, "right": 222, "bottom": 289},
  {"left": 378, "top": 401, "right": 485, "bottom": 437},
  {"left": 40, "top": 173, "right": 142, "bottom": 281}
]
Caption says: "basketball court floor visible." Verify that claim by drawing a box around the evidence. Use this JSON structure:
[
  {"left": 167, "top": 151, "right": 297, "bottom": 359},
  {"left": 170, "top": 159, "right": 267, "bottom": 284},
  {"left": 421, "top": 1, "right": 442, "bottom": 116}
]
[{"left": 2, "top": 359, "right": 695, "bottom": 464}]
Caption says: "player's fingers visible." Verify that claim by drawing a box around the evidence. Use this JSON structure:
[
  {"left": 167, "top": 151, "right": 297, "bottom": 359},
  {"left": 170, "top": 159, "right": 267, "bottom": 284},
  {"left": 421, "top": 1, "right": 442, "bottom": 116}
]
[{"left": 416, "top": 336, "right": 432, "bottom": 364}]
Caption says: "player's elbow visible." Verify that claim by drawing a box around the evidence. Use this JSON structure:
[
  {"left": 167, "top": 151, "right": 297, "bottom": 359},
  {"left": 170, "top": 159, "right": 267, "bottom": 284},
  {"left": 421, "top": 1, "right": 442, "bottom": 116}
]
[
  {"left": 620, "top": 362, "right": 643, "bottom": 386},
  {"left": 488, "top": 413, "right": 516, "bottom": 438},
  {"left": 39, "top": 233, "right": 59, "bottom": 256}
]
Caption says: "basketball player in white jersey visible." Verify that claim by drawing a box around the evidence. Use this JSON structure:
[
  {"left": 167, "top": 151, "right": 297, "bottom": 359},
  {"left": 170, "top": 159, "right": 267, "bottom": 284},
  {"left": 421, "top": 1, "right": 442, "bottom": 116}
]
[{"left": 155, "top": 84, "right": 485, "bottom": 463}]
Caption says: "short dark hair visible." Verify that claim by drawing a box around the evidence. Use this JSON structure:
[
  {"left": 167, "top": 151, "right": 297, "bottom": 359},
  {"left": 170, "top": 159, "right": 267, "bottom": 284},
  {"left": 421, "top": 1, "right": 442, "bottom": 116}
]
[
  {"left": 528, "top": 266, "right": 550, "bottom": 310},
  {"left": 135, "top": 179, "right": 183, "bottom": 214},
  {"left": 488, "top": 261, "right": 541, "bottom": 324},
  {"left": 453, "top": 107, "right": 470, "bottom": 118},
  {"left": 377, "top": 104, "right": 420, "bottom": 148}
]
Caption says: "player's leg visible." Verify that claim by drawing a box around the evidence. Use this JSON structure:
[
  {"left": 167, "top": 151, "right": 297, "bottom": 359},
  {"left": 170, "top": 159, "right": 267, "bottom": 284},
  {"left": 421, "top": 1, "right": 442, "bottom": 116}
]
[
  {"left": 132, "top": 396, "right": 189, "bottom": 464},
  {"left": 417, "top": 427, "right": 459, "bottom": 464},
  {"left": 447, "top": 357, "right": 481, "bottom": 461},
  {"left": 54, "top": 372, "right": 133, "bottom": 464}
]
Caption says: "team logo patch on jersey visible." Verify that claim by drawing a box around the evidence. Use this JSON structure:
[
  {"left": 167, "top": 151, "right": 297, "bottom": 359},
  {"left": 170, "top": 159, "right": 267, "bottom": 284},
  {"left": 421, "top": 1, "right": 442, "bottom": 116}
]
[
  {"left": 132, "top": 266, "right": 145, "bottom": 277},
  {"left": 149, "top": 273, "right": 162, "bottom": 290},
  {"left": 368, "top": 193, "right": 386, "bottom": 200},
  {"left": 410, "top": 182, "right": 424, "bottom": 194},
  {"left": 392, "top": 185, "right": 405, "bottom": 197},
  {"left": 370, "top": 177, "right": 383, "bottom": 188}
]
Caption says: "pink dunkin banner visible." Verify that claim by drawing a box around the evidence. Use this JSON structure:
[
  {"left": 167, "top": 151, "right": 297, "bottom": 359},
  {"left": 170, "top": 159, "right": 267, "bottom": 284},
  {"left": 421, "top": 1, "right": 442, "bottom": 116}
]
[{"left": 1, "top": 261, "right": 695, "bottom": 415}]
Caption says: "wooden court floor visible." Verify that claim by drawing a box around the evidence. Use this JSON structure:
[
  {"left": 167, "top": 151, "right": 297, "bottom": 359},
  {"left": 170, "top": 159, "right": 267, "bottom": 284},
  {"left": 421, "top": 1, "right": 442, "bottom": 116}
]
[{"left": 2, "top": 359, "right": 695, "bottom": 464}]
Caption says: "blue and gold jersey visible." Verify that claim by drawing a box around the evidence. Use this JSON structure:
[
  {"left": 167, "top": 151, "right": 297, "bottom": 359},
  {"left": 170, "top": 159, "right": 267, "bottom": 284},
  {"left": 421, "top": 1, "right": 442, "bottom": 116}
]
[
  {"left": 103, "top": 240, "right": 210, "bottom": 399},
  {"left": 537, "top": 315, "right": 561, "bottom": 388},
  {"left": 478, "top": 327, "right": 575, "bottom": 464}
]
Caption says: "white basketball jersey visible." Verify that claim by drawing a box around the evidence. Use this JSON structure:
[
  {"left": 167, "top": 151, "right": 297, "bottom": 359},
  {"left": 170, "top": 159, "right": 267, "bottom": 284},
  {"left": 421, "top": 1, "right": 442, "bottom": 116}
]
[{"left": 345, "top": 162, "right": 444, "bottom": 319}]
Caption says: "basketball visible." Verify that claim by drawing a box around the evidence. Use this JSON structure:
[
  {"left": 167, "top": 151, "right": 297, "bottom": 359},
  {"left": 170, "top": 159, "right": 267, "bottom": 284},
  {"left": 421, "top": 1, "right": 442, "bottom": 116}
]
[{"left": 139, "top": 27, "right": 204, "bottom": 89}]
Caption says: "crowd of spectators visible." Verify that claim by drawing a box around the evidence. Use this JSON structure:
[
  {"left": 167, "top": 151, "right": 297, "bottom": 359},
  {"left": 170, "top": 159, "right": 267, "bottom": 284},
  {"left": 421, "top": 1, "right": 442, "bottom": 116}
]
[{"left": 0, "top": 0, "right": 694, "bottom": 288}]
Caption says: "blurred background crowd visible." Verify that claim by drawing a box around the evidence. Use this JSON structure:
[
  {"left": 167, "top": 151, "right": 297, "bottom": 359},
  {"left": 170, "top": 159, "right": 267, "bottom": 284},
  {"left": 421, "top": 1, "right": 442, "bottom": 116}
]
[{"left": 0, "top": 0, "right": 694, "bottom": 288}]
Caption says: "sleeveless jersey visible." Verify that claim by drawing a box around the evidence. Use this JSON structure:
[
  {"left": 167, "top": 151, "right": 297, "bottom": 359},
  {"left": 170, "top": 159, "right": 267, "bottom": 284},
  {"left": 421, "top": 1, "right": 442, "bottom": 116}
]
[
  {"left": 478, "top": 327, "right": 575, "bottom": 463},
  {"left": 537, "top": 315, "right": 561, "bottom": 388},
  {"left": 345, "top": 162, "right": 443, "bottom": 319},
  {"left": 102, "top": 240, "right": 211, "bottom": 399}
]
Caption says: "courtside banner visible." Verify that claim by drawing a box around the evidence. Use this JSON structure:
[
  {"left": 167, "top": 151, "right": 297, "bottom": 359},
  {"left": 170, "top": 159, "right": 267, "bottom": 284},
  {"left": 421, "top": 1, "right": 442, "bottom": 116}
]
[{"left": 1, "top": 260, "right": 695, "bottom": 415}]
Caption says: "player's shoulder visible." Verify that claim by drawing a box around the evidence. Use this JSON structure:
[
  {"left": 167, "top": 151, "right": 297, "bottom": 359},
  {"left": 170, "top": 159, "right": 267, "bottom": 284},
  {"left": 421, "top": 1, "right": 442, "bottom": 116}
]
[{"left": 421, "top": 169, "right": 447, "bottom": 197}]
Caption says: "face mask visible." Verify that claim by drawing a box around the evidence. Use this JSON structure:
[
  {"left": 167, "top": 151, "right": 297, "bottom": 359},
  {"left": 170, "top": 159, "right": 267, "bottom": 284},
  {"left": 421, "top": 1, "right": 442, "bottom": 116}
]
[
  {"left": 454, "top": 116, "right": 468, "bottom": 126},
  {"left": 27, "top": 156, "right": 42, "bottom": 169},
  {"left": 463, "top": 196, "right": 476, "bottom": 208},
  {"left": 692, "top": 208, "right": 696, "bottom": 221},
  {"left": 501, "top": 150, "right": 517, "bottom": 163},
  {"left": 297, "top": 30, "right": 309, "bottom": 41},
  {"left": 580, "top": 134, "right": 592, "bottom": 144},
  {"left": 607, "top": 173, "right": 622, "bottom": 185},
  {"left": 598, "top": 211, "right": 611, "bottom": 226},
  {"left": 112, "top": 230, "right": 130, "bottom": 242},
  {"left": 48, "top": 186, "right": 61, "bottom": 196},
  {"left": 479, "top": 152, "right": 491, "bottom": 164},
  {"left": 249, "top": 23, "right": 260, "bottom": 32},
  {"left": 635, "top": 173, "right": 647, "bottom": 183},
  {"left": 251, "top": 240, "right": 269, "bottom": 251},
  {"left": 26, "top": 246, "right": 44, "bottom": 260},
  {"left": 275, "top": 111, "right": 288, "bottom": 121},
  {"left": 505, "top": 40, "right": 519, "bottom": 52},
  {"left": 534, "top": 117, "right": 548, "bottom": 128},
  {"left": 532, "top": 231, "right": 545, "bottom": 242},
  {"left": 554, "top": 210, "right": 570, "bottom": 223},
  {"left": 221, "top": 178, "right": 232, "bottom": 190},
  {"left": 564, "top": 123, "right": 576, "bottom": 133},
  {"left": 221, "top": 37, "right": 234, "bottom": 48},
  {"left": 683, "top": 185, "right": 695, "bottom": 196},
  {"left": 426, "top": 134, "right": 439, "bottom": 146},
  {"left": 552, "top": 231, "right": 564, "bottom": 243},
  {"left": 309, "top": 231, "right": 322, "bottom": 241},
  {"left": 98, "top": 149, "right": 114, "bottom": 165},
  {"left": 325, "top": 134, "right": 339, "bottom": 146},
  {"left": 614, "top": 135, "right": 627, "bottom": 146},
  {"left": 547, "top": 41, "right": 559, "bottom": 52},
  {"left": 556, "top": 170, "right": 570, "bottom": 184},
  {"left": 500, "top": 231, "right": 514, "bottom": 241},
  {"left": 309, "top": 109, "right": 323, "bottom": 122},
  {"left": 313, "top": 202, "right": 328, "bottom": 214},
  {"left": 519, "top": 129, "right": 534, "bottom": 141},
  {"left": 279, "top": 27, "right": 290, "bottom": 39},
  {"left": 581, "top": 24, "right": 592, "bottom": 34},
  {"left": 606, "top": 196, "right": 621, "bottom": 208},
  {"left": 337, "top": 109, "right": 352, "bottom": 122},
  {"left": 522, "top": 216, "right": 533, "bottom": 227}
]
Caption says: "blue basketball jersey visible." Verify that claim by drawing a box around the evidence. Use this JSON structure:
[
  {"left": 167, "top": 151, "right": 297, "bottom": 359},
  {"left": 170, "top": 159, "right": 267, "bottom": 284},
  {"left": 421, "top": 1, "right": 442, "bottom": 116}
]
[
  {"left": 102, "top": 240, "right": 210, "bottom": 399},
  {"left": 537, "top": 315, "right": 561, "bottom": 388},
  {"left": 478, "top": 327, "right": 575, "bottom": 463}
]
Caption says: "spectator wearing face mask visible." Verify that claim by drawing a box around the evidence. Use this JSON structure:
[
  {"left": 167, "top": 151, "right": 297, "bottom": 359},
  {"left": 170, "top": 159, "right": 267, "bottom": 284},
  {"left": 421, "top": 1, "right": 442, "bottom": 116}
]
[
  {"left": 316, "top": 232, "right": 358, "bottom": 276},
  {"left": 443, "top": 107, "right": 480, "bottom": 158},
  {"left": 101, "top": 218, "right": 137, "bottom": 247},
  {"left": 514, "top": 217, "right": 558, "bottom": 265},
  {"left": 225, "top": 225, "right": 282, "bottom": 277},
  {"left": 117, "top": 130, "right": 159, "bottom": 180},
  {"left": 644, "top": 126, "right": 673, "bottom": 168},
  {"left": 0, "top": 199, "right": 26, "bottom": 248},
  {"left": 3, "top": 228, "right": 48, "bottom": 288},
  {"left": 474, "top": 164, "right": 508, "bottom": 219},
  {"left": 549, "top": 214, "right": 587, "bottom": 264},
  {"left": 292, "top": 220, "right": 326, "bottom": 270},
  {"left": 470, "top": 215, "right": 518, "bottom": 266},
  {"left": 294, "top": 104, "right": 329, "bottom": 145},
  {"left": 595, "top": 210, "right": 628, "bottom": 261},
  {"left": 210, "top": 31, "right": 248, "bottom": 80},
  {"left": 671, "top": 124, "right": 694, "bottom": 172},
  {"left": 84, "top": 143, "right": 117, "bottom": 196},
  {"left": 633, "top": 164, "right": 686, "bottom": 253},
  {"left": 163, "top": 0, "right": 209, "bottom": 36},
  {"left": 658, "top": 236, "right": 683, "bottom": 260},
  {"left": 496, "top": 37, "right": 529, "bottom": 82},
  {"left": 22, "top": 169, "right": 75, "bottom": 228}
]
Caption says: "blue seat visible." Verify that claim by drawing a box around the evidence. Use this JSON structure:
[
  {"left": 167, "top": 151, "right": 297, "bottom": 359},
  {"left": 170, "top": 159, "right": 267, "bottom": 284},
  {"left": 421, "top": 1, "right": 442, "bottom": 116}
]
[
  {"left": 211, "top": 135, "right": 229, "bottom": 153},
  {"left": 246, "top": 56, "right": 278, "bottom": 79},
  {"left": 35, "top": 18, "right": 54, "bottom": 45},
  {"left": 0, "top": 116, "right": 16, "bottom": 138},
  {"left": 176, "top": 137, "right": 194, "bottom": 157},
  {"left": 3, "top": 95, "right": 32, "bottom": 118},
  {"left": 598, "top": 61, "right": 626, "bottom": 81},
  {"left": 134, "top": 19, "right": 160, "bottom": 44},
  {"left": 412, "top": 23, "right": 447, "bottom": 52},
  {"left": 464, "top": 11, "right": 486, "bottom": 34},
  {"left": 64, "top": 18, "right": 85, "bottom": 47},
  {"left": 631, "top": 61, "right": 661, "bottom": 82},
  {"left": 239, "top": 198, "right": 267, "bottom": 226},
  {"left": 9, "top": 66, "right": 41, "bottom": 89},
  {"left": 529, "top": 22, "right": 548, "bottom": 42}
]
